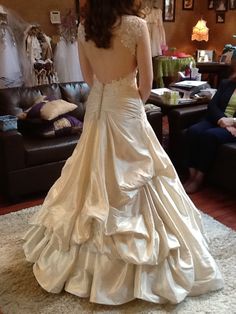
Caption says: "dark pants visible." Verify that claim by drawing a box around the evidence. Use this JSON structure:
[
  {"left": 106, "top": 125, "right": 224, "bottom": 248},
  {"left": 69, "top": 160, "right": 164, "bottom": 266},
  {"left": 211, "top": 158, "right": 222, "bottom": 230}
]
[{"left": 185, "top": 119, "right": 236, "bottom": 173}]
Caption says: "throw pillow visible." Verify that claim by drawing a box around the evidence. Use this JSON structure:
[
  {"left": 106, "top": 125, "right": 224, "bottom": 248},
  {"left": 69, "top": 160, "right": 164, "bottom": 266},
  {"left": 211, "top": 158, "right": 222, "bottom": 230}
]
[
  {"left": 22, "top": 98, "right": 77, "bottom": 121},
  {"left": 40, "top": 115, "right": 83, "bottom": 138},
  {"left": 40, "top": 99, "right": 77, "bottom": 120}
]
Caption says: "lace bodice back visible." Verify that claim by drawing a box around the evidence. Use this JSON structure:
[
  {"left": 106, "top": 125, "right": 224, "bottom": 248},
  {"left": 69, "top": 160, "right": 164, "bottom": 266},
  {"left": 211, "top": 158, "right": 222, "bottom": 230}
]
[
  {"left": 78, "top": 15, "right": 144, "bottom": 56},
  {"left": 78, "top": 15, "right": 146, "bottom": 84},
  {"left": 116, "top": 15, "right": 143, "bottom": 56}
]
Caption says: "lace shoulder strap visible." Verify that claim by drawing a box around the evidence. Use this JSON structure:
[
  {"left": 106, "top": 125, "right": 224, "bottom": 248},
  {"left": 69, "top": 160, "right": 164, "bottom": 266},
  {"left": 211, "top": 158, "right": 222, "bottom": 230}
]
[
  {"left": 118, "top": 15, "right": 145, "bottom": 56},
  {"left": 77, "top": 23, "right": 85, "bottom": 42},
  {"left": 78, "top": 16, "right": 145, "bottom": 54}
]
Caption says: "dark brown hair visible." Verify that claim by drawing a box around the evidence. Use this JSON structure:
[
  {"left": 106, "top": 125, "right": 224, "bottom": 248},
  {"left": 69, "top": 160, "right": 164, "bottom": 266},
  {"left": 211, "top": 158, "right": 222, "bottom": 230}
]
[{"left": 81, "top": 0, "right": 143, "bottom": 48}]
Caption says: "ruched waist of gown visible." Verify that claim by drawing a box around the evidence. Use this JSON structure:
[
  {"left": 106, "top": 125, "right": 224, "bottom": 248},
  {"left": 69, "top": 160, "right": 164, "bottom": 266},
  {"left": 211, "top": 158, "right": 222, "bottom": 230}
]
[{"left": 85, "top": 71, "right": 144, "bottom": 118}]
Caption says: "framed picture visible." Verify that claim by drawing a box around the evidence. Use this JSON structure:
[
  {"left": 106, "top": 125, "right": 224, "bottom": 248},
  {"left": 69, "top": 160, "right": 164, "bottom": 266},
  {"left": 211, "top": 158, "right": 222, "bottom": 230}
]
[
  {"left": 220, "top": 51, "right": 234, "bottom": 63},
  {"left": 216, "top": 12, "right": 225, "bottom": 23},
  {"left": 182, "top": 0, "right": 194, "bottom": 10},
  {"left": 208, "top": 0, "right": 215, "bottom": 9},
  {"left": 197, "top": 50, "right": 214, "bottom": 63},
  {"left": 215, "top": 0, "right": 228, "bottom": 11},
  {"left": 229, "top": 0, "right": 236, "bottom": 10},
  {"left": 163, "top": 0, "right": 176, "bottom": 22}
]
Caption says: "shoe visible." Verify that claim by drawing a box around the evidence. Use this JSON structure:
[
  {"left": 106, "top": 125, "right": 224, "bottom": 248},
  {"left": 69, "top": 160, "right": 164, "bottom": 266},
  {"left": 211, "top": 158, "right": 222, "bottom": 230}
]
[{"left": 184, "top": 179, "right": 203, "bottom": 194}]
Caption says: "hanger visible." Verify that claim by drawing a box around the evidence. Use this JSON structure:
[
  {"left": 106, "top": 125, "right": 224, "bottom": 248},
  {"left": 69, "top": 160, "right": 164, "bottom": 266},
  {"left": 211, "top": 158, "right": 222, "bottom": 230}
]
[{"left": 152, "top": 0, "right": 160, "bottom": 9}]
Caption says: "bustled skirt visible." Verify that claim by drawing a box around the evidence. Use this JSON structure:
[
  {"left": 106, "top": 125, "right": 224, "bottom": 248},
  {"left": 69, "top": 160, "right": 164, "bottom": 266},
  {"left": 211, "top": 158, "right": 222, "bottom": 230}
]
[{"left": 23, "top": 74, "right": 223, "bottom": 305}]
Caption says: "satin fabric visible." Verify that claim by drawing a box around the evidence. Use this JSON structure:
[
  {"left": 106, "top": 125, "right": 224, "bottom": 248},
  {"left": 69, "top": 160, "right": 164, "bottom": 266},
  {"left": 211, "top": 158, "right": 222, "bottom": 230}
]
[{"left": 23, "top": 72, "right": 223, "bottom": 305}]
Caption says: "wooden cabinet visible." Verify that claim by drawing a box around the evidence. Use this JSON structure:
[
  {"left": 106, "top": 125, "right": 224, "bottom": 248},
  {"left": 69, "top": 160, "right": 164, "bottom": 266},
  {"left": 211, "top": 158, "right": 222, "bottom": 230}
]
[{"left": 196, "top": 62, "right": 232, "bottom": 88}]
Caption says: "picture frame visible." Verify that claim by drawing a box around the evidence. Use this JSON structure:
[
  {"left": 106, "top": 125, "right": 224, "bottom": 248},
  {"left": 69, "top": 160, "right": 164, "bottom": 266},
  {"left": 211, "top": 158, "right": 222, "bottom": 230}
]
[
  {"left": 182, "top": 0, "right": 194, "bottom": 10},
  {"left": 208, "top": 0, "right": 215, "bottom": 9},
  {"left": 215, "top": 0, "right": 228, "bottom": 11},
  {"left": 216, "top": 12, "right": 225, "bottom": 23},
  {"left": 229, "top": 0, "right": 236, "bottom": 10},
  {"left": 197, "top": 50, "right": 214, "bottom": 63},
  {"left": 219, "top": 51, "right": 234, "bottom": 64},
  {"left": 163, "top": 0, "right": 176, "bottom": 22}
]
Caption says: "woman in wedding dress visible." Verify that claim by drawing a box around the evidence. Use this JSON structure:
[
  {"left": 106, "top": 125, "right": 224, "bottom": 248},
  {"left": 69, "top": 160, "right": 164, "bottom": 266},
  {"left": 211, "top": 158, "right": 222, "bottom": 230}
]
[{"left": 23, "top": 0, "right": 223, "bottom": 305}]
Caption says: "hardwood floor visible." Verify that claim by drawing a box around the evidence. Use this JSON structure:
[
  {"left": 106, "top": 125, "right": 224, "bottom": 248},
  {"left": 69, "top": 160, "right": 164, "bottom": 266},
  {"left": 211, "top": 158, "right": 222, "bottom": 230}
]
[
  {"left": 0, "top": 193, "right": 45, "bottom": 216},
  {"left": 0, "top": 183, "right": 235, "bottom": 230},
  {"left": 189, "top": 185, "right": 236, "bottom": 230}
]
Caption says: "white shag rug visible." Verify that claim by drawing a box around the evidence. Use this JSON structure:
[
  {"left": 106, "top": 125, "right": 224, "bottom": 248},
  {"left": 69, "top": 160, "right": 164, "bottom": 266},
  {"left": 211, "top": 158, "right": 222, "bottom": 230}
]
[{"left": 0, "top": 206, "right": 236, "bottom": 314}]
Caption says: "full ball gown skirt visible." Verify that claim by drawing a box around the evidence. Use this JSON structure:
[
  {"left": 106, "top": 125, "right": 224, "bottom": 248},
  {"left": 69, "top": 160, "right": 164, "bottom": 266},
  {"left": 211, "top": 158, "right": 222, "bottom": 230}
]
[{"left": 23, "top": 72, "right": 223, "bottom": 305}]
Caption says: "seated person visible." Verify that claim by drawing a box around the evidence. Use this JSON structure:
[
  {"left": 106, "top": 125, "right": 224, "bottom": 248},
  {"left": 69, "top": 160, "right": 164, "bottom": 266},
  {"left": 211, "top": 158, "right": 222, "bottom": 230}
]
[{"left": 184, "top": 60, "right": 236, "bottom": 193}]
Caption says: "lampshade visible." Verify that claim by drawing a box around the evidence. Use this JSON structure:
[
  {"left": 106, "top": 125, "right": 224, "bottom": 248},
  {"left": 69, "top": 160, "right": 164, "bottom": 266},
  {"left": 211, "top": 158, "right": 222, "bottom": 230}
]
[{"left": 191, "top": 19, "right": 209, "bottom": 42}]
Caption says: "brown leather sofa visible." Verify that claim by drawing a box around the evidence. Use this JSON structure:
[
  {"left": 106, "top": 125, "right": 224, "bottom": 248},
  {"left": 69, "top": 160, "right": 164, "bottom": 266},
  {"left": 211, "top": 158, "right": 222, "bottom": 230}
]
[
  {"left": 0, "top": 82, "right": 163, "bottom": 200},
  {"left": 168, "top": 105, "right": 236, "bottom": 194}
]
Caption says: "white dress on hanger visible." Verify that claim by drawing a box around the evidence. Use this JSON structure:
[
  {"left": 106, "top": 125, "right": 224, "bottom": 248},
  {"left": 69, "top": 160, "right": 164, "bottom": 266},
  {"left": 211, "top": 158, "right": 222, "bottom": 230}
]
[
  {"left": 23, "top": 15, "right": 223, "bottom": 305},
  {"left": 54, "top": 37, "right": 83, "bottom": 83},
  {"left": 145, "top": 8, "right": 166, "bottom": 57},
  {"left": 0, "top": 24, "right": 22, "bottom": 88}
]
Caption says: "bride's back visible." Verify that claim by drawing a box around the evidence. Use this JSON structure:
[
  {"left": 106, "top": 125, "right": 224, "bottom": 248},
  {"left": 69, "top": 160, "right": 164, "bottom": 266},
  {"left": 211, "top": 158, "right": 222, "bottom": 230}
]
[{"left": 78, "top": 16, "right": 145, "bottom": 84}]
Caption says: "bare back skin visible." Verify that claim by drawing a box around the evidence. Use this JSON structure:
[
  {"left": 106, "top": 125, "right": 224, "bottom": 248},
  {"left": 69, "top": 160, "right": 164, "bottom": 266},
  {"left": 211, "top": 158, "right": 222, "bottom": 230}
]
[{"left": 78, "top": 15, "right": 153, "bottom": 102}]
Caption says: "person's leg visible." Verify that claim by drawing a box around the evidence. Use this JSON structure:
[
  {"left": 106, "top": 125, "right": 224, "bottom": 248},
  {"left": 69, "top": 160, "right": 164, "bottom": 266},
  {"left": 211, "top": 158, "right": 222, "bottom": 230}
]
[
  {"left": 197, "top": 127, "right": 236, "bottom": 172},
  {"left": 184, "top": 120, "right": 214, "bottom": 186},
  {"left": 185, "top": 127, "right": 236, "bottom": 193},
  {"left": 183, "top": 167, "right": 197, "bottom": 188},
  {"left": 184, "top": 170, "right": 205, "bottom": 194}
]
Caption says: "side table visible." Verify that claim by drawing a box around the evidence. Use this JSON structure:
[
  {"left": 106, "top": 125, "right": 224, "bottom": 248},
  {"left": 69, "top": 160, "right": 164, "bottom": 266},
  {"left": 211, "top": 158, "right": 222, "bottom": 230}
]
[
  {"left": 147, "top": 91, "right": 210, "bottom": 154},
  {"left": 148, "top": 91, "right": 209, "bottom": 116}
]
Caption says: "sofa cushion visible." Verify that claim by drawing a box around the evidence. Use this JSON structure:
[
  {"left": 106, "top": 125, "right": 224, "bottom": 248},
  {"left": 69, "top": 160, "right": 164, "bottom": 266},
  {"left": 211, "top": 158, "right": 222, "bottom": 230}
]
[
  {"left": 59, "top": 82, "right": 89, "bottom": 121},
  {"left": 24, "top": 134, "right": 80, "bottom": 166},
  {"left": 18, "top": 118, "right": 51, "bottom": 134}
]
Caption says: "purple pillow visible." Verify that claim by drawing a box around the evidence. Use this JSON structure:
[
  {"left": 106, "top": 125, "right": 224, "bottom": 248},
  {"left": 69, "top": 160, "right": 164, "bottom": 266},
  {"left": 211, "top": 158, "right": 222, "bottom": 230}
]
[
  {"left": 27, "top": 102, "right": 45, "bottom": 119},
  {"left": 38, "top": 115, "right": 83, "bottom": 138},
  {"left": 26, "top": 95, "right": 57, "bottom": 119}
]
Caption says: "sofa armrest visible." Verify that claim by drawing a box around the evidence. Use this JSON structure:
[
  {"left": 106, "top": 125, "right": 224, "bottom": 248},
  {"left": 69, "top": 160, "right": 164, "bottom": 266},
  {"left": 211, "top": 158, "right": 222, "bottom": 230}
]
[
  {"left": 208, "top": 143, "right": 236, "bottom": 193},
  {"left": 0, "top": 130, "right": 25, "bottom": 172},
  {"left": 146, "top": 109, "right": 163, "bottom": 143},
  {"left": 167, "top": 105, "right": 207, "bottom": 171},
  {"left": 168, "top": 105, "right": 208, "bottom": 134}
]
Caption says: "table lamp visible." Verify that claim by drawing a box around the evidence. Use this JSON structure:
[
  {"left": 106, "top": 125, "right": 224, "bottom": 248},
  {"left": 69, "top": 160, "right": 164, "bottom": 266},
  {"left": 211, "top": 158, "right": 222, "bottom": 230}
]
[{"left": 191, "top": 19, "right": 209, "bottom": 42}]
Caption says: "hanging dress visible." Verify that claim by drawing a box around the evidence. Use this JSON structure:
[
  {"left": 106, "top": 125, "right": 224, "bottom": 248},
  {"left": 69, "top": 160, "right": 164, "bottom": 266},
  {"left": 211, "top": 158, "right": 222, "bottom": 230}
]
[
  {"left": 145, "top": 8, "right": 166, "bottom": 57},
  {"left": 0, "top": 22, "right": 23, "bottom": 88},
  {"left": 24, "top": 26, "right": 58, "bottom": 86},
  {"left": 54, "top": 37, "right": 83, "bottom": 83}
]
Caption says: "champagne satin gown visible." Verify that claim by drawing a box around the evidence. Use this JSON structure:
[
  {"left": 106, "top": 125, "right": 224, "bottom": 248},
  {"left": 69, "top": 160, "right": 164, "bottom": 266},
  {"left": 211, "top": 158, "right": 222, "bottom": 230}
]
[{"left": 23, "top": 15, "right": 223, "bottom": 305}]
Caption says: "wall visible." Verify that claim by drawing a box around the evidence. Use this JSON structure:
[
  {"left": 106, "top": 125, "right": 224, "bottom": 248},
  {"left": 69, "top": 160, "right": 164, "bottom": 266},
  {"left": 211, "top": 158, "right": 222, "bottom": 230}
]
[
  {"left": 1, "top": 0, "right": 235, "bottom": 59},
  {"left": 162, "top": 1, "right": 236, "bottom": 60},
  {"left": 0, "top": 0, "right": 76, "bottom": 36}
]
